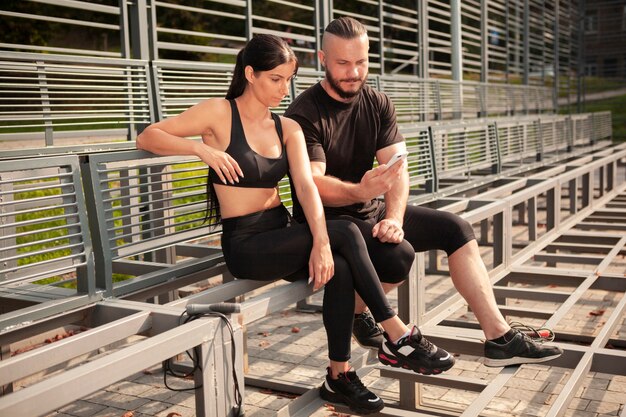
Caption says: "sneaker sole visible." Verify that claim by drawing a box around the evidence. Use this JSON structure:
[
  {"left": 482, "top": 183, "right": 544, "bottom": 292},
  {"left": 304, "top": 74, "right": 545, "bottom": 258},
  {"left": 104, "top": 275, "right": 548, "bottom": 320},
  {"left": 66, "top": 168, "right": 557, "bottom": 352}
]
[
  {"left": 319, "top": 386, "right": 384, "bottom": 415},
  {"left": 378, "top": 352, "right": 455, "bottom": 375},
  {"left": 483, "top": 352, "right": 562, "bottom": 367}
]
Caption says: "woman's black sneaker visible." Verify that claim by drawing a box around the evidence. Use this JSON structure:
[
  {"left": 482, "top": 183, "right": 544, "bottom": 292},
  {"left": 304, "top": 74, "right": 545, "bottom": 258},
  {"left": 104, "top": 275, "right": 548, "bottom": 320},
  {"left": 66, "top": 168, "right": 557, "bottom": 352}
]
[
  {"left": 484, "top": 328, "right": 563, "bottom": 367},
  {"left": 352, "top": 311, "right": 384, "bottom": 349},
  {"left": 319, "top": 367, "right": 384, "bottom": 414},
  {"left": 378, "top": 326, "right": 455, "bottom": 375}
]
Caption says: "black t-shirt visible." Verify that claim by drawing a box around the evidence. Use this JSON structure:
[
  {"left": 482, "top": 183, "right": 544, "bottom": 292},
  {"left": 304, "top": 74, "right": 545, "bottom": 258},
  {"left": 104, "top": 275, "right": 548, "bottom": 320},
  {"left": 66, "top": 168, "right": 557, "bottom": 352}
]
[{"left": 284, "top": 82, "right": 403, "bottom": 221}]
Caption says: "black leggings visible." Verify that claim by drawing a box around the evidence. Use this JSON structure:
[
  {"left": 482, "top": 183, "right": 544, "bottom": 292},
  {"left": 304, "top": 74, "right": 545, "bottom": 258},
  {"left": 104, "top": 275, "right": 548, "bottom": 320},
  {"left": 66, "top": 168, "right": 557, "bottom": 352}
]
[
  {"left": 221, "top": 205, "right": 395, "bottom": 362},
  {"left": 331, "top": 204, "right": 476, "bottom": 284}
]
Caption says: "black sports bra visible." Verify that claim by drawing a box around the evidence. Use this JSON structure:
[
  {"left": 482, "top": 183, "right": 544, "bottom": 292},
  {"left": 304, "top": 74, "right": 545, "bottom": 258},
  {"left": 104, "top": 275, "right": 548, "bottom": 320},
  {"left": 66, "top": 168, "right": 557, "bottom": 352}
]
[{"left": 209, "top": 100, "right": 288, "bottom": 188}]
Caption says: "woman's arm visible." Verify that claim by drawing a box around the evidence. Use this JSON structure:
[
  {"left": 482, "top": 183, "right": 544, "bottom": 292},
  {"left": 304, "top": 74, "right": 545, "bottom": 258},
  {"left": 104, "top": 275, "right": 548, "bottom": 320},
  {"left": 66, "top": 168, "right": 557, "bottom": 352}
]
[
  {"left": 282, "top": 117, "right": 334, "bottom": 290},
  {"left": 136, "top": 99, "right": 242, "bottom": 184}
]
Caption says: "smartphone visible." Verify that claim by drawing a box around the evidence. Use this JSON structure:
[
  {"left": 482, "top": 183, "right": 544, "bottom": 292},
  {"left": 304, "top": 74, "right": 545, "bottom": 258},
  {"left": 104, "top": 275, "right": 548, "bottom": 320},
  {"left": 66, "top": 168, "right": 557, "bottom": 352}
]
[{"left": 385, "top": 151, "right": 408, "bottom": 170}]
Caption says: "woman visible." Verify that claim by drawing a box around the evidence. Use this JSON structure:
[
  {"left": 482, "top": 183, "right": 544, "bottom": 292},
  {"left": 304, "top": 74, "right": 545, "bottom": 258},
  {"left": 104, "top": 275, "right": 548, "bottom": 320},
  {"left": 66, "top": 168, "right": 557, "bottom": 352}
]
[{"left": 137, "top": 34, "right": 453, "bottom": 415}]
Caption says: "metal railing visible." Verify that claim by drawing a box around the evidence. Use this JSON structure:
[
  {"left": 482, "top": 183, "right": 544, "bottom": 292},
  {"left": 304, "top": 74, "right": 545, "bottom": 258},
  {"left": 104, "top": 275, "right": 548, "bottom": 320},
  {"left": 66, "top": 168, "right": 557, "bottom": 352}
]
[
  {"left": 0, "top": 52, "right": 152, "bottom": 149},
  {"left": 0, "top": 54, "right": 558, "bottom": 154}
]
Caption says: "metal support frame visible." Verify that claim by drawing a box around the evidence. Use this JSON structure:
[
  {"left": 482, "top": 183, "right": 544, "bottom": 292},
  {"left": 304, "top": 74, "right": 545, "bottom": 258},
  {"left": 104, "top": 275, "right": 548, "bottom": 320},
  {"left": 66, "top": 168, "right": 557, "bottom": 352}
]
[
  {"left": 0, "top": 299, "right": 242, "bottom": 417},
  {"left": 371, "top": 148, "right": 626, "bottom": 416}
]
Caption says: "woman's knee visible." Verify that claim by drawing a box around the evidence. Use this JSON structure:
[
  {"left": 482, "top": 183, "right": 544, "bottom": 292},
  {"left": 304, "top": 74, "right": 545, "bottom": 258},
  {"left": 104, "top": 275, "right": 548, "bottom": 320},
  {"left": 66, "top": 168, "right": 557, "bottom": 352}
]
[
  {"left": 328, "top": 219, "right": 362, "bottom": 238},
  {"left": 325, "top": 255, "right": 353, "bottom": 293}
]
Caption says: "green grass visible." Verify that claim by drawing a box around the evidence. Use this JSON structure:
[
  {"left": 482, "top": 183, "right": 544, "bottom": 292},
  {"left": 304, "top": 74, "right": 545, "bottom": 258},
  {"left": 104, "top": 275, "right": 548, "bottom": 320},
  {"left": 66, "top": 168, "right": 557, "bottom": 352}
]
[
  {"left": 581, "top": 77, "right": 626, "bottom": 95},
  {"left": 567, "top": 94, "right": 626, "bottom": 142},
  {"left": 15, "top": 186, "right": 70, "bottom": 265}
]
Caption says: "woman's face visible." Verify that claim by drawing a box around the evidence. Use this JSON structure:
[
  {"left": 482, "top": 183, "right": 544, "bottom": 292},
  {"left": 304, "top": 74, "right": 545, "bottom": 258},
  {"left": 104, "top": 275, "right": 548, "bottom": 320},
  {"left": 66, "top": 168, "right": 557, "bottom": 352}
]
[{"left": 249, "top": 60, "right": 297, "bottom": 107}]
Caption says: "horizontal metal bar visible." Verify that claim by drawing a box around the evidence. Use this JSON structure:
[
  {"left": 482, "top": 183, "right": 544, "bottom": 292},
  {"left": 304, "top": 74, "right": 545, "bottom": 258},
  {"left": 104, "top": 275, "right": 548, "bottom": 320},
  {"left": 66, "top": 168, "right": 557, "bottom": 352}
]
[
  {"left": 492, "top": 285, "right": 571, "bottom": 302},
  {"left": 0, "top": 294, "right": 102, "bottom": 335},
  {"left": 240, "top": 280, "right": 316, "bottom": 325},
  {"left": 112, "top": 253, "right": 225, "bottom": 297},
  {"left": 379, "top": 367, "right": 488, "bottom": 392},
  {"left": 0, "top": 310, "right": 152, "bottom": 386},
  {"left": 533, "top": 253, "right": 605, "bottom": 265},
  {"left": 498, "top": 305, "right": 554, "bottom": 319},
  {"left": 0, "top": 317, "right": 219, "bottom": 416}
]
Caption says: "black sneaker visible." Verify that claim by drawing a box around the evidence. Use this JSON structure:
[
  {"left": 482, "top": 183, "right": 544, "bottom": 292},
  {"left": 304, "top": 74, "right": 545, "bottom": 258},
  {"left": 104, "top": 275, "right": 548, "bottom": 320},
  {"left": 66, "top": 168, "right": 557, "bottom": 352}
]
[
  {"left": 378, "top": 326, "right": 455, "bottom": 375},
  {"left": 353, "top": 311, "right": 384, "bottom": 349},
  {"left": 319, "top": 367, "right": 384, "bottom": 415},
  {"left": 484, "top": 328, "right": 563, "bottom": 367}
]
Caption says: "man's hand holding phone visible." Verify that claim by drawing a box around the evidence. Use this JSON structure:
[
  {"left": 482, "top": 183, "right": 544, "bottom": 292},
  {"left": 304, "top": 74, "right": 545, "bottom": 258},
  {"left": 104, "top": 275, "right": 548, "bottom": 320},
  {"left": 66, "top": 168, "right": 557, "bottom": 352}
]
[
  {"left": 384, "top": 151, "right": 408, "bottom": 171},
  {"left": 358, "top": 151, "right": 409, "bottom": 202}
]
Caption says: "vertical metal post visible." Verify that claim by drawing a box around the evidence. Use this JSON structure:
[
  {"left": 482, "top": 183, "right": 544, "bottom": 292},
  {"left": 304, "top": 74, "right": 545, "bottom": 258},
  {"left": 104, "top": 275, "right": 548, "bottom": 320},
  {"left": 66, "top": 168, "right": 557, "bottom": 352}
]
[
  {"left": 582, "top": 172, "right": 591, "bottom": 208},
  {"left": 129, "top": 0, "right": 151, "bottom": 60},
  {"left": 245, "top": 0, "right": 253, "bottom": 41},
  {"left": 523, "top": 0, "right": 530, "bottom": 85},
  {"left": 397, "top": 255, "right": 422, "bottom": 410},
  {"left": 554, "top": 0, "right": 561, "bottom": 112},
  {"left": 419, "top": 0, "right": 429, "bottom": 79},
  {"left": 547, "top": 186, "right": 559, "bottom": 231},
  {"left": 577, "top": 0, "right": 586, "bottom": 114},
  {"left": 528, "top": 196, "right": 537, "bottom": 241},
  {"left": 569, "top": 178, "right": 578, "bottom": 214},
  {"left": 493, "top": 212, "right": 504, "bottom": 267},
  {"left": 130, "top": 0, "right": 157, "bottom": 131},
  {"left": 492, "top": 122, "right": 502, "bottom": 174},
  {"left": 194, "top": 329, "right": 217, "bottom": 416},
  {"left": 119, "top": 0, "right": 130, "bottom": 58},
  {"left": 434, "top": 80, "right": 443, "bottom": 120},
  {"left": 81, "top": 157, "right": 113, "bottom": 295},
  {"left": 0, "top": 178, "right": 16, "bottom": 284},
  {"left": 451, "top": 0, "right": 463, "bottom": 118},
  {"left": 378, "top": 0, "right": 385, "bottom": 74},
  {"left": 607, "top": 161, "right": 615, "bottom": 191},
  {"left": 36, "top": 62, "right": 53, "bottom": 146},
  {"left": 317, "top": 0, "right": 332, "bottom": 71},
  {"left": 68, "top": 162, "right": 96, "bottom": 297},
  {"left": 505, "top": 0, "right": 511, "bottom": 83},
  {"left": 481, "top": 0, "right": 489, "bottom": 83}
]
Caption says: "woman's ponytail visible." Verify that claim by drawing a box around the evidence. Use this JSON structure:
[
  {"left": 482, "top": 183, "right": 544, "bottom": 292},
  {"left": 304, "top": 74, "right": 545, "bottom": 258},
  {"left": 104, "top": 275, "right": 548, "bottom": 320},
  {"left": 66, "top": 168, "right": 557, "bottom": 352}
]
[{"left": 226, "top": 48, "right": 246, "bottom": 100}]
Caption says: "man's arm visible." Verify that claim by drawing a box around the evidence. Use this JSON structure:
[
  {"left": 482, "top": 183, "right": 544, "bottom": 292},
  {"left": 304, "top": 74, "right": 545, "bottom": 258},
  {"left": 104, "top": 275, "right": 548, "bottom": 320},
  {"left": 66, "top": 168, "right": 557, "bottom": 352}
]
[
  {"left": 377, "top": 143, "right": 409, "bottom": 222},
  {"left": 372, "top": 143, "right": 409, "bottom": 243},
  {"left": 311, "top": 158, "right": 405, "bottom": 207}
]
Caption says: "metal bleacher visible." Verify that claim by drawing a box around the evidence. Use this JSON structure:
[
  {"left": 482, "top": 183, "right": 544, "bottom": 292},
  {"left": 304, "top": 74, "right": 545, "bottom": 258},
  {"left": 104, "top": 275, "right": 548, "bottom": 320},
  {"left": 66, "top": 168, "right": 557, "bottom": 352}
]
[
  {"left": 1, "top": 51, "right": 624, "bottom": 416},
  {"left": 1, "top": 1, "right": 625, "bottom": 415}
]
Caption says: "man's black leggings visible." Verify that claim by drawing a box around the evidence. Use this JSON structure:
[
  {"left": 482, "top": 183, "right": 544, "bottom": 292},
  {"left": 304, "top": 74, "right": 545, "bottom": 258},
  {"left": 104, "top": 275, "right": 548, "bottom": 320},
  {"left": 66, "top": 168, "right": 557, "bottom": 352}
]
[
  {"left": 220, "top": 204, "right": 396, "bottom": 362},
  {"left": 331, "top": 204, "right": 476, "bottom": 283}
]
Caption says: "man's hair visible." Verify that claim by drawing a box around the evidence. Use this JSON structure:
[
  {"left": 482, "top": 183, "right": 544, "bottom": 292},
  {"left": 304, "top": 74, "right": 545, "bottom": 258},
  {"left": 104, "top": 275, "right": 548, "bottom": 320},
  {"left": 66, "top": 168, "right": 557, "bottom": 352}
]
[{"left": 324, "top": 16, "right": 367, "bottom": 39}]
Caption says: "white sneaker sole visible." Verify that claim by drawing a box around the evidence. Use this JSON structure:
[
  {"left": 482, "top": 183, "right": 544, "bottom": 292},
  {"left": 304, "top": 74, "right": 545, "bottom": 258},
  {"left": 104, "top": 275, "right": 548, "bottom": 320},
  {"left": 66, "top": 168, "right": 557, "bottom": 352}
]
[{"left": 483, "top": 352, "right": 562, "bottom": 367}]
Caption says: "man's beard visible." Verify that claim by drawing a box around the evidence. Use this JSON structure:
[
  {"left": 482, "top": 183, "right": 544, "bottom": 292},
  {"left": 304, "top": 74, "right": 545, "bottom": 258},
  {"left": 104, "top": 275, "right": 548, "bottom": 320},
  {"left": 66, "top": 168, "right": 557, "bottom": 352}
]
[{"left": 324, "top": 68, "right": 367, "bottom": 99}]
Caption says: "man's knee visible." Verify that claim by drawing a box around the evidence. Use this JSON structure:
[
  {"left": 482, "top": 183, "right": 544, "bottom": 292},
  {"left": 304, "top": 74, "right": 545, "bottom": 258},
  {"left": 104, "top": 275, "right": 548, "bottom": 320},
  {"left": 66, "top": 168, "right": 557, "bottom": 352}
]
[
  {"left": 375, "top": 241, "right": 415, "bottom": 283},
  {"left": 444, "top": 213, "right": 476, "bottom": 255}
]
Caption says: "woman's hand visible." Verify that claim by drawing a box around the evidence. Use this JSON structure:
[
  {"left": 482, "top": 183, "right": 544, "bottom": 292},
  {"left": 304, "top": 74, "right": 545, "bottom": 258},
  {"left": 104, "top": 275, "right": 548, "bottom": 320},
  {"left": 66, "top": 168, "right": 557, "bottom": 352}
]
[
  {"left": 308, "top": 241, "right": 334, "bottom": 291},
  {"left": 197, "top": 143, "right": 244, "bottom": 185}
]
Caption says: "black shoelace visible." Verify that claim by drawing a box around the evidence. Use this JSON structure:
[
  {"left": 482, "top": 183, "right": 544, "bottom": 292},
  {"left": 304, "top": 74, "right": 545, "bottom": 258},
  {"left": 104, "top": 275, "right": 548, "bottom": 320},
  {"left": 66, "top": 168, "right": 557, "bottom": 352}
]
[
  {"left": 398, "top": 332, "right": 433, "bottom": 353},
  {"left": 510, "top": 321, "right": 555, "bottom": 343},
  {"left": 344, "top": 372, "right": 369, "bottom": 394},
  {"left": 358, "top": 312, "right": 381, "bottom": 335}
]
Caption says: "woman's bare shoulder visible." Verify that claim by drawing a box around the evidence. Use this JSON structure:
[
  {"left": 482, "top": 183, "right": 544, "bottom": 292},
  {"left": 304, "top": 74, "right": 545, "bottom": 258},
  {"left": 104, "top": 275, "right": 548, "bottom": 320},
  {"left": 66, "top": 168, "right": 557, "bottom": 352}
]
[{"left": 195, "top": 97, "right": 231, "bottom": 115}]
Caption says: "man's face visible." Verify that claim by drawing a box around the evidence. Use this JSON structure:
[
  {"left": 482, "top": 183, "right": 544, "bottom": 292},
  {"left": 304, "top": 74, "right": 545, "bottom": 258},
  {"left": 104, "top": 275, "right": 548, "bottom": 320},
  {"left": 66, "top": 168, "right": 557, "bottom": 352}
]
[{"left": 319, "top": 33, "right": 369, "bottom": 100}]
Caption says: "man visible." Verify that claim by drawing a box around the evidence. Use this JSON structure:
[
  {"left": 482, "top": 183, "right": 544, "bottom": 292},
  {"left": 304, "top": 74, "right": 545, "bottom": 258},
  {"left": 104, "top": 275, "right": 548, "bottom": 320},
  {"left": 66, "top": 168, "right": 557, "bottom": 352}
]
[{"left": 285, "top": 16, "right": 563, "bottom": 369}]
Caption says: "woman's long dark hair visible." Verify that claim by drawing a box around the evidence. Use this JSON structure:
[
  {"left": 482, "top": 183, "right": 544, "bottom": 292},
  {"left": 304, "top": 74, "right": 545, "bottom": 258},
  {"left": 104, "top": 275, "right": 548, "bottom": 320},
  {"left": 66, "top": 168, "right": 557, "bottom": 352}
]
[{"left": 205, "top": 34, "right": 298, "bottom": 227}]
